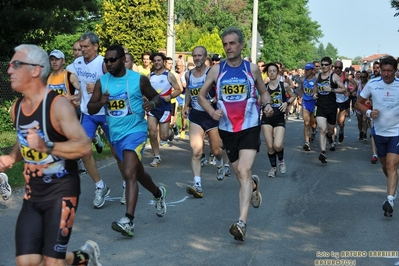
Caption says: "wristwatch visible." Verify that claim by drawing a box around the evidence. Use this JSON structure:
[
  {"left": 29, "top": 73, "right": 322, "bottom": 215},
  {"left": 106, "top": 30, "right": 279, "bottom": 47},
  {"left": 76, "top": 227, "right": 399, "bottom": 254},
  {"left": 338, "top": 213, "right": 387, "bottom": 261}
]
[
  {"left": 46, "top": 141, "right": 54, "bottom": 154},
  {"left": 210, "top": 98, "right": 215, "bottom": 104}
]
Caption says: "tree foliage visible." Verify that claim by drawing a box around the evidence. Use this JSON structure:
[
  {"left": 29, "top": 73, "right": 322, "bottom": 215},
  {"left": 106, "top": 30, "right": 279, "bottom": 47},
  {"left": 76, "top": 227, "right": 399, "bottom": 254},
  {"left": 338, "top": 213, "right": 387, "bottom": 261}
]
[
  {"left": 190, "top": 28, "right": 225, "bottom": 56},
  {"left": 257, "top": 0, "right": 322, "bottom": 68},
  {"left": 324, "top": 43, "right": 339, "bottom": 61},
  {"left": 0, "top": 0, "right": 99, "bottom": 60},
  {"left": 391, "top": 0, "right": 399, "bottom": 16},
  {"left": 96, "top": 0, "right": 167, "bottom": 65},
  {"left": 174, "top": 0, "right": 252, "bottom": 53}
]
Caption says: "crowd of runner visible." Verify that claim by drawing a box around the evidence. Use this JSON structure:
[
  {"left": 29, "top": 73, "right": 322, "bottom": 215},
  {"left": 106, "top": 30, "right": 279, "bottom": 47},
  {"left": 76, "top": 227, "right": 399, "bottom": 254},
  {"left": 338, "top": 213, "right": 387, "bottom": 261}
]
[{"left": 1, "top": 26, "right": 399, "bottom": 266}]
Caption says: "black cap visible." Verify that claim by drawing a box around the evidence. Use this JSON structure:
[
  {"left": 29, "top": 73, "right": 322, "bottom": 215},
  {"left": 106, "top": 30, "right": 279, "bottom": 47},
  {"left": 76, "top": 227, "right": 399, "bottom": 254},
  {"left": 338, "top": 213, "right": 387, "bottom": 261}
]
[{"left": 211, "top": 54, "right": 221, "bottom": 61}]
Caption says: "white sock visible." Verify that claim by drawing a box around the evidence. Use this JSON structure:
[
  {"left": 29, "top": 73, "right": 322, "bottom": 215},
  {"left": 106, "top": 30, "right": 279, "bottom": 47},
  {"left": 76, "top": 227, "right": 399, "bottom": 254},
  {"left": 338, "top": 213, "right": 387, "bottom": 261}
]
[
  {"left": 216, "top": 158, "right": 223, "bottom": 167},
  {"left": 122, "top": 181, "right": 126, "bottom": 188},
  {"left": 194, "top": 176, "right": 201, "bottom": 185},
  {"left": 95, "top": 180, "right": 105, "bottom": 189}
]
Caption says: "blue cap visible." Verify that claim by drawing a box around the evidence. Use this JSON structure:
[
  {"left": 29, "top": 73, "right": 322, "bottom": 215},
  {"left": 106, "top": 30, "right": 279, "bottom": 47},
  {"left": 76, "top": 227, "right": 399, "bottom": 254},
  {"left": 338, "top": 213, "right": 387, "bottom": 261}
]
[{"left": 304, "top": 63, "right": 315, "bottom": 70}]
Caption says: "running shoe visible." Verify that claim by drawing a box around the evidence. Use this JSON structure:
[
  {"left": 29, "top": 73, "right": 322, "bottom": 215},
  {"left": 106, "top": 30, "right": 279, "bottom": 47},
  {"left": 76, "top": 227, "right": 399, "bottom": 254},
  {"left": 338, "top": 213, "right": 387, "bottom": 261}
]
[
  {"left": 347, "top": 118, "right": 351, "bottom": 123},
  {"left": 0, "top": 173, "right": 11, "bottom": 201},
  {"left": 77, "top": 159, "right": 87, "bottom": 175},
  {"left": 120, "top": 187, "right": 126, "bottom": 205},
  {"left": 150, "top": 157, "right": 162, "bottom": 167},
  {"left": 208, "top": 153, "right": 216, "bottom": 165},
  {"left": 383, "top": 199, "right": 394, "bottom": 217},
  {"left": 310, "top": 129, "right": 317, "bottom": 143},
  {"left": 93, "top": 185, "right": 110, "bottom": 209},
  {"left": 278, "top": 159, "right": 286, "bottom": 174},
  {"left": 200, "top": 154, "right": 208, "bottom": 166},
  {"left": 154, "top": 186, "right": 167, "bottom": 217},
  {"left": 303, "top": 142, "right": 310, "bottom": 151},
  {"left": 78, "top": 240, "right": 102, "bottom": 266},
  {"left": 173, "top": 124, "right": 179, "bottom": 136},
  {"left": 251, "top": 175, "right": 262, "bottom": 208},
  {"left": 329, "top": 141, "right": 336, "bottom": 151},
  {"left": 160, "top": 140, "right": 169, "bottom": 147},
  {"left": 111, "top": 217, "right": 134, "bottom": 237},
  {"left": 229, "top": 220, "right": 246, "bottom": 241},
  {"left": 318, "top": 152, "right": 327, "bottom": 163},
  {"left": 94, "top": 133, "right": 103, "bottom": 154},
  {"left": 186, "top": 183, "right": 203, "bottom": 198},
  {"left": 168, "top": 128, "right": 174, "bottom": 141},
  {"left": 359, "top": 132, "right": 364, "bottom": 141},
  {"left": 338, "top": 131, "right": 344, "bottom": 143},
  {"left": 370, "top": 155, "right": 378, "bottom": 164},
  {"left": 224, "top": 165, "right": 232, "bottom": 177},
  {"left": 216, "top": 165, "right": 225, "bottom": 181},
  {"left": 268, "top": 167, "right": 277, "bottom": 178}
]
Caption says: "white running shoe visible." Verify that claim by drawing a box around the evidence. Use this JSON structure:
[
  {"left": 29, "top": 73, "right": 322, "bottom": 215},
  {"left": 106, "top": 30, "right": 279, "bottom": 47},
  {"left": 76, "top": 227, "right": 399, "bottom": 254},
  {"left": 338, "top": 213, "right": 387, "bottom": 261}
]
[
  {"left": 186, "top": 183, "right": 203, "bottom": 198},
  {"left": 278, "top": 159, "right": 286, "bottom": 174},
  {"left": 216, "top": 165, "right": 225, "bottom": 181},
  {"left": 268, "top": 167, "right": 277, "bottom": 178},
  {"left": 93, "top": 185, "right": 110, "bottom": 208},
  {"left": 120, "top": 187, "right": 126, "bottom": 205},
  {"left": 155, "top": 186, "right": 167, "bottom": 217},
  {"left": 111, "top": 217, "right": 134, "bottom": 237},
  {"left": 79, "top": 240, "right": 102, "bottom": 266},
  {"left": 150, "top": 157, "right": 162, "bottom": 167},
  {"left": 0, "top": 173, "right": 12, "bottom": 201},
  {"left": 251, "top": 175, "right": 262, "bottom": 208}
]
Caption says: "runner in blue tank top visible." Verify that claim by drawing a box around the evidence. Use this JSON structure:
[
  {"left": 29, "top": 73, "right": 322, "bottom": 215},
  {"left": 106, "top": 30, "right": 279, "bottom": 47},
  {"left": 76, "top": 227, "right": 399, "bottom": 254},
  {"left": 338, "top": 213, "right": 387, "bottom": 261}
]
[{"left": 88, "top": 45, "right": 168, "bottom": 238}]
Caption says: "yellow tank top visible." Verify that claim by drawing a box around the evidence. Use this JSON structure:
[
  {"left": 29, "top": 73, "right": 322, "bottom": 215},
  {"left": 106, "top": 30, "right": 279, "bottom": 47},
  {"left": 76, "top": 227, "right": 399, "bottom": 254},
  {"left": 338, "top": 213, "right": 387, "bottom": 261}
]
[{"left": 137, "top": 66, "right": 151, "bottom": 76}]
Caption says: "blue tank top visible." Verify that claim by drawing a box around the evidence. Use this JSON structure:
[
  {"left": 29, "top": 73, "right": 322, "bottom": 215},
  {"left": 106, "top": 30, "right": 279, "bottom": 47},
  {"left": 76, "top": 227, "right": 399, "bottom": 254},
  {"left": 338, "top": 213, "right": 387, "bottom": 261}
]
[
  {"left": 100, "top": 70, "right": 147, "bottom": 142},
  {"left": 302, "top": 77, "right": 316, "bottom": 102}
]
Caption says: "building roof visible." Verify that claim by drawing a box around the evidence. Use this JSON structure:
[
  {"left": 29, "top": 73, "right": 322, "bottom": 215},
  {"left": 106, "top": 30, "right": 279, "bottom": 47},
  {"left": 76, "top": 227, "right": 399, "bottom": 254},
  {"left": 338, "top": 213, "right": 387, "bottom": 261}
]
[{"left": 361, "top": 53, "right": 390, "bottom": 62}]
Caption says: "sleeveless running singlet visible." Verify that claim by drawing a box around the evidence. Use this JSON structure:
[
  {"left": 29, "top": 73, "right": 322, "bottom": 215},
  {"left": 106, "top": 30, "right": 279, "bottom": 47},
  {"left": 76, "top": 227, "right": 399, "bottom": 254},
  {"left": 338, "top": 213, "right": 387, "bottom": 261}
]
[{"left": 216, "top": 60, "right": 260, "bottom": 132}]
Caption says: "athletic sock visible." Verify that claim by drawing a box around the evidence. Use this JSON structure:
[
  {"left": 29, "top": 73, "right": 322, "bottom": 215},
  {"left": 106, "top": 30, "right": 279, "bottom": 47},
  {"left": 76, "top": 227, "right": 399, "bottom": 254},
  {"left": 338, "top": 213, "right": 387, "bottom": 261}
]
[
  {"left": 125, "top": 213, "right": 134, "bottom": 223},
  {"left": 268, "top": 152, "right": 277, "bottom": 167},
  {"left": 194, "top": 176, "right": 201, "bottom": 184},
  {"left": 154, "top": 187, "right": 162, "bottom": 199},
  {"left": 276, "top": 149, "right": 284, "bottom": 161},
  {"left": 95, "top": 180, "right": 105, "bottom": 189}
]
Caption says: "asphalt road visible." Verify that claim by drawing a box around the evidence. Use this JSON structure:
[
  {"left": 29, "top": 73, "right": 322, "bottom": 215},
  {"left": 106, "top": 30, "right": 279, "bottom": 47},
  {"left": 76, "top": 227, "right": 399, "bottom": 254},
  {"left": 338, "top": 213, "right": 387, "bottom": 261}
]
[{"left": 1, "top": 115, "right": 399, "bottom": 266}]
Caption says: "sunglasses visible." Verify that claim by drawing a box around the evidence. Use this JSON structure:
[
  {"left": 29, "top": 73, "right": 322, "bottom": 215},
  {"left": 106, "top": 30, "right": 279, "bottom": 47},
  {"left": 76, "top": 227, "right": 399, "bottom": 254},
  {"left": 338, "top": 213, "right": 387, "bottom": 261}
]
[
  {"left": 314, "top": 65, "right": 320, "bottom": 67},
  {"left": 360, "top": 76, "right": 367, "bottom": 79},
  {"left": 321, "top": 63, "right": 330, "bottom": 67},
  {"left": 104, "top": 55, "right": 123, "bottom": 64},
  {"left": 9, "top": 60, "right": 44, "bottom": 69},
  {"left": 334, "top": 66, "right": 343, "bottom": 69}
]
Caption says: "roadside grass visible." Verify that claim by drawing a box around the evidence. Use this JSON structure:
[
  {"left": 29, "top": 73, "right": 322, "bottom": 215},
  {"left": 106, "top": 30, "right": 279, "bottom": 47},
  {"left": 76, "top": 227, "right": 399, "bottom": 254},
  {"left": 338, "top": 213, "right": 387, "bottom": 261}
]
[{"left": 2, "top": 108, "right": 186, "bottom": 188}]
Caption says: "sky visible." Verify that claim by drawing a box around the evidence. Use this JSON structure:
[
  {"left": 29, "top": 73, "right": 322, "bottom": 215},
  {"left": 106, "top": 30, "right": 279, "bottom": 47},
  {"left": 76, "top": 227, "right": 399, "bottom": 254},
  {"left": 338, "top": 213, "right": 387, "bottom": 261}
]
[{"left": 307, "top": 0, "right": 399, "bottom": 59}]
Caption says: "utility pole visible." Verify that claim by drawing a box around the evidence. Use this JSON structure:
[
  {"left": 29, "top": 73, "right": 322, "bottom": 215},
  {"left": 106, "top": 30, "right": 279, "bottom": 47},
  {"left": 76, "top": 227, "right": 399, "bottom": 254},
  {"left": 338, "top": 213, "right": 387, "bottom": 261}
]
[
  {"left": 166, "top": 0, "right": 175, "bottom": 62},
  {"left": 250, "top": 0, "right": 259, "bottom": 61}
]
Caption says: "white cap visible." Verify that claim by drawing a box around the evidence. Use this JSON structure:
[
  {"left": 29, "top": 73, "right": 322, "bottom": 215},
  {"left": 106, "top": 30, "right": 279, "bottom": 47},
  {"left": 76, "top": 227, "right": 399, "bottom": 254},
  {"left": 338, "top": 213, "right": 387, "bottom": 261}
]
[{"left": 49, "top": 49, "right": 65, "bottom": 59}]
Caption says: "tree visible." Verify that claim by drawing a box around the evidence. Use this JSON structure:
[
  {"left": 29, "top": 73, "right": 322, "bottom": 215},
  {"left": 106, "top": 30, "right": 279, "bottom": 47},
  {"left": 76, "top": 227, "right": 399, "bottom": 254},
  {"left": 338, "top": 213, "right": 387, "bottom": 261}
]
[
  {"left": 96, "top": 0, "right": 166, "bottom": 65},
  {"left": 324, "top": 42, "right": 339, "bottom": 61},
  {"left": 391, "top": 0, "right": 399, "bottom": 16},
  {"left": 175, "top": 19, "right": 207, "bottom": 53},
  {"left": 174, "top": 0, "right": 251, "bottom": 33},
  {"left": 190, "top": 28, "right": 225, "bottom": 56},
  {"left": 316, "top": 43, "right": 325, "bottom": 60},
  {"left": 0, "top": 0, "right": 99, "bottom": 60},
  {"left": 257, "top": 0, "right": 322, "bottom": 68}
]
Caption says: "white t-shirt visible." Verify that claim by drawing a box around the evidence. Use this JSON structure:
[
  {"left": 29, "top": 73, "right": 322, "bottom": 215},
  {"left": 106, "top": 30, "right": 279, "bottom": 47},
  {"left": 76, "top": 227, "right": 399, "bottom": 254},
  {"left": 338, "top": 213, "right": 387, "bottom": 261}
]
[
  {"left": 360, "top": 77, "right": 399, "bottom": 136},
  {"left": 72, "top": 55, "right": 105, "bottom": 115}
]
